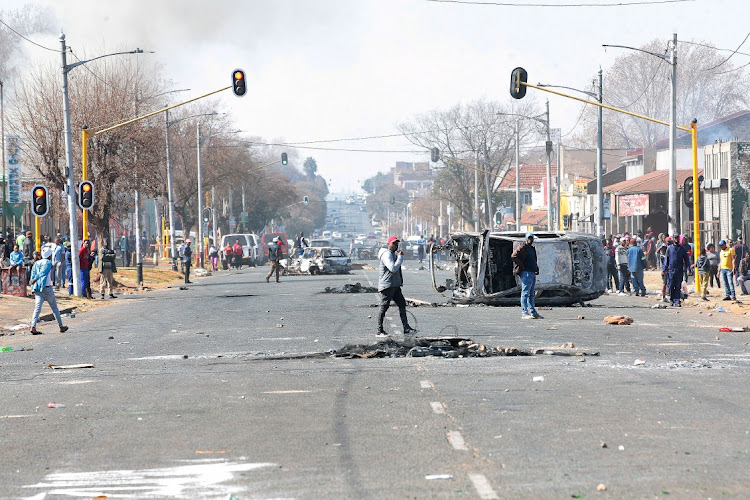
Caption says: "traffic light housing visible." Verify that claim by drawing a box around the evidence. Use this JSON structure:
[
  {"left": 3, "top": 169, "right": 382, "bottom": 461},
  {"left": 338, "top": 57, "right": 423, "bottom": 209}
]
[
  {"left": 31, "top": 185, "right": 49, "bottom": 218},
  {"left": 281, "top": 152, "right": 288, "bottom": 165},
  {"left": 232, "top": 69, "right": 247, "bottom": 97},
  {"left": 430, "top": 147, "right": 440, "bottom": 162},
  {"left": 303, "top": 196, "right": 309, "bottom": 205},
  {"left": 78, "top": 180, "right": 94, "bottom": 210},
  {"left": 510, "top": 67, "right": 528, "bottom": 99},
  {"left": 684, "top": 176, "right": 694, "bottom": 206},
  {"left": 390, "top": 196, "right": 396, "bottom": 205}
]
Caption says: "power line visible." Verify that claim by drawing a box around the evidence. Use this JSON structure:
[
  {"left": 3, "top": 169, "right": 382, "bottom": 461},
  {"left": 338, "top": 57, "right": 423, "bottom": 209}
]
[
  {"left": 701, "top": 31, "right": 750, "bottom": 71},
  {"left": 603, "top": 48, "right": 667, "bottom": 110},
  {"left": 68, "top": 47, "right": 117, "bottom": 90},
  {"left": 426, "top": 0, "right": 693, "bottom": 6},
  {"left": 0, "top": 18, "right": 58, "bottom": 52},
  {"left": 679, "top": 39, "right": 750, "bottom": 59}
]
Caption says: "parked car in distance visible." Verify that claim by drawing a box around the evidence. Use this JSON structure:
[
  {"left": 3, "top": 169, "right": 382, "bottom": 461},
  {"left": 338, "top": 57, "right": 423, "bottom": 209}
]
[
  {"left": 309, "top": 239, "right": 331, "bottom": 247},
  {"left": 331, "top": 231, "right": 342, "bottom": 239},
  {"left": 260, "top": 232, "right": 288, "bottom": 263},
  {"left": 322, "top": 230, "right": 332, "bottom": 239},
  {"left": 220, "top": 233, "right": 261, "bottom": 266}
]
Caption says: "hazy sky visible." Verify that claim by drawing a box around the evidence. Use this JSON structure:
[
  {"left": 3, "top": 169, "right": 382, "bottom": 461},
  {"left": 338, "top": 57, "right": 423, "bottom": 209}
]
[{"left": 5, "top": 0, "right": 748, "bottom": 192}]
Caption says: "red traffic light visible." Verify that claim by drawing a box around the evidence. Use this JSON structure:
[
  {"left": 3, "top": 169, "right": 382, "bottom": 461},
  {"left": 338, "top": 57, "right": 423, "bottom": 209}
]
[
  {"left": 82, "top": 183, "right": 92, "bottom": 192},
  {"left": 31, "top": 185, "right": 49, "bottom": 218},
  {"left": 78, "top": 180, "right": 94, "bottom": 210},
  {"left": 232, "top": 68, "right": 246, "bottom": 97}
]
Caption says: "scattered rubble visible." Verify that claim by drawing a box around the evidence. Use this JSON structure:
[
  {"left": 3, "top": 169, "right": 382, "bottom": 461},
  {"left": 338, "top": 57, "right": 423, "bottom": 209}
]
[
  {"left": 331, "top": 337, "right": 599, "bottom": 359},
  {"left": 604, "top": 315, "right": 634, "bottom": 325},
  {"left": 322, "top": 282, "right": 378, "bottom": 294},
  {"left": 47, "top": 363, "right": 95, "bottom": 370}
]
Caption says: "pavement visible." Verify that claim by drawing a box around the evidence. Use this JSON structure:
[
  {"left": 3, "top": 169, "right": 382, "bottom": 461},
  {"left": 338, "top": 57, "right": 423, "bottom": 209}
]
[{"left": 1, "top": 262, "right": 749, "bottom": 499}]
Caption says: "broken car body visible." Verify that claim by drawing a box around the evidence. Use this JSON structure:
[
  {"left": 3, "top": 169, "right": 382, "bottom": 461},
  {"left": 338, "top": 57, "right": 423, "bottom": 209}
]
[
  {"left": 430, "top": 231, "right": 607, "bottom": 305},
  {"left": 284, "top": 246, "right": 351, "bottom": 275}
]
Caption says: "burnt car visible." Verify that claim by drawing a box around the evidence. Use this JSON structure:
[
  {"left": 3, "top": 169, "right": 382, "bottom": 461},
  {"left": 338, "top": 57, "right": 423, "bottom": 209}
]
[
  {"left": 284, "top": 246, "right": 351, "bottom": 275},
  {"left": 430, "top": 231, "right": 607, "bottom": 305}
]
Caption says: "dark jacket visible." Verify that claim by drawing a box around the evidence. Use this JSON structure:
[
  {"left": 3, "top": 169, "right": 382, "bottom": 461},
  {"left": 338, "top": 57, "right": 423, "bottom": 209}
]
[
  {"left": 663, "top": 243, "right": 690, "bottom": 273},
  {"left": 98, "top": 247, "right": 118, "bottom": 273},
  {"left": 695, "top": 255, "right": 711, "bottom": 275},
  {"left": 183, "top": 245, "right": 193, "bottom": 264},
  {"left": 511, "top": 243, "right": 538, "bottom": 275},
  {"left": 268, "top": 243, "right": 280, "bottom": 263}
]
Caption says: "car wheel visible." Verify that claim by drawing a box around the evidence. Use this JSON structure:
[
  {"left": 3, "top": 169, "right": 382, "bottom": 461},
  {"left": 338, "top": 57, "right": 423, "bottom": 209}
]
[{"left": 310, "top": 267, "right": 319, "bottom": 275}]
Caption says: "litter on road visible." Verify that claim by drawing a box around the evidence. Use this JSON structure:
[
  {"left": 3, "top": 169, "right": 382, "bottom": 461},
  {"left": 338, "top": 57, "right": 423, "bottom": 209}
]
[
  {"left": 322, "top": 282, "right": 378, "bottom": 293},
  {"left": 425, "top": 474, "right": 453, "bottom": 480},
  {"left": 46, "top": 402, "right": 66, "bottom": 408},
  {"left": 604, "top": 315, "right": 634, "bottom": 325},
  {"left": 47, "top": 363, "right": 95, "bottom": 370}
]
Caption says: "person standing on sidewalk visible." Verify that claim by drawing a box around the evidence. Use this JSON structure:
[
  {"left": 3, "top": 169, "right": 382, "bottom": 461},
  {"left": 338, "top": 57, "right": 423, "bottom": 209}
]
[
  {"left": 183, "top": 240, "right": 193, "bottom": 284},
  {"left": 119, "top": 231, "right": 130, "bottom": 267},
  {"left": 376, "top": 236, "right": 417, "bottom": 338},
  {"left": 719, "top": 239, "right": 737, "bottom": 301},
  {"left": 266, "top": 237, "right": 281, "bottom": 283},
  {"left": 79, "top": 239, "right": 95, "bottom": 299},
  {"left": 664, "top": 235, "right": 690, "bottom": 307},
  {"left": 627, "top": 237, "right": 647, "bottom": 296},
  {"left": 694, "top": 248, "right": 711, "bottom": 301},
  {"left": 98, "top": 239, "right": 118, "bottom": 299},
  {"left": 52, "top": 237, "right": 64, "bottom": 290},
  {"left": 512, "top": 232, "right": 542, "bottom": 319},
  {"left": 615, "top": 236, "right": 631, "bottom": 295},
  {"left": 29, "top": 247, "right": 68, "bottom": 335},
  {"left": 604, "top": 238, "right": 619, "bottom": 293}
]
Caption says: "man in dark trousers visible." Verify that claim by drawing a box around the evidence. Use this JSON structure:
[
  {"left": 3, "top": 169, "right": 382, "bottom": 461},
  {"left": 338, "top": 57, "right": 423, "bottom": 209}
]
[
  {"left": 512, "top": 232, "right": 542, "bottom": 319},
  {"left": 663, "top": 234, "right": 690, "bottom": 307},
  {"left": 376, "top": 236, "right": 417, "bottom": 338},
  {"left": 266, "top": 237, "right": 281, "bottom": 283},
  {"left": 183, "top": 240, "right": 193, "bottom": 283}
]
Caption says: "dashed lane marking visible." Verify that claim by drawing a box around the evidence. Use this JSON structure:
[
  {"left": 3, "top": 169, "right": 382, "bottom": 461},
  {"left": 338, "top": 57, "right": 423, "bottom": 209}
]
[
  {"left": 446, "top": 431, "right": 468, "bottom": 451},
  {"left": 360, "top": 269, "right": 375, "bottom": 288},
  {"left": 468, "top": 473, "right": 499, "bottom": 500},
  {"left": 420, "top": 380, "right": 434, "bottom": 389},
  {"left": 430, "top": 402, "right": 445, "bottom": 414}
]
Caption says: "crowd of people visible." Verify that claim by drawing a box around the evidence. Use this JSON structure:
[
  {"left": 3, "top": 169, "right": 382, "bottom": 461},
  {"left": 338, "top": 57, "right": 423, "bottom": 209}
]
[{"left": 601, "top": 230, "right": 750, "bottom": 307}]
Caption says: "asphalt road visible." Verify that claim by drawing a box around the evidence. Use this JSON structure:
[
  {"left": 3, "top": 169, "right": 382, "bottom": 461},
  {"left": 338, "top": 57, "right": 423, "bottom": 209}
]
[{"left": 1, "top": 263, "right": 750, "bottom": 499}]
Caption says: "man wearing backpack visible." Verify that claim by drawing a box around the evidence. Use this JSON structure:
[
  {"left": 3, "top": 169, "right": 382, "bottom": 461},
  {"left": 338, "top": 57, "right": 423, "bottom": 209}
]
[{"left": 98, "top": 239, "right": 118, "bottom": 299}]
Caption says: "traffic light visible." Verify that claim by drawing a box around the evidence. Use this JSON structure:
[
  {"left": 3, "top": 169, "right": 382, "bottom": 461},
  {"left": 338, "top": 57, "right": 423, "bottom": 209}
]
[
  {"left": 430, "top": 147, "right": 440, "bottom": 162},
  {"left": 31, "top": 185, "right": 49, "bottom": 218},
  {"left": 562, "top": 214, "right": 570, "bottom": 229},
  {"left": 303, "top": 195, "right": 309, "bottom": 205},
  {"left": 78, "top": 180, "right": 94, "bottom": 210},
  {"left": 684, "top": 176, "right": 694, "bottom": 206},
  {"left": 510, "top": 67, "right": 528, "bottom": 99},
  {"left": 390, "top": 196, "right": 396, "bottom": 205},
  {"left": 281, "top": 152, "right": 288, "bottom": 165},
  {"left": 232, "top": 69, "right": 246, "bottom": 97}
]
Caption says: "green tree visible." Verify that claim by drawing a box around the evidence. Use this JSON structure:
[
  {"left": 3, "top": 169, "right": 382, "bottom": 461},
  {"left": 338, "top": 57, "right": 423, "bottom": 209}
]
[{"left": 303, "top": 157, "right": 318, "bottom": 178}]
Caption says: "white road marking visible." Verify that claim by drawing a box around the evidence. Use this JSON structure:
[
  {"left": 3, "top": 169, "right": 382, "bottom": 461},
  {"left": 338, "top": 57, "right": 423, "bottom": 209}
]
[
  {"left": 22, "top": 459, "right": 275, "bottom": 498},
  {"left": 430, "top": 401, "right": 445, "bottom": 414},
  {"left": 128, "top": 355, "right": 185, "bottom": 361},
  {"left": 446, "top": 431, "right": 468, "bottom": 451},
  {"left": 420, "top": 380, "right": 433, "bottom": 389},
  {"left": 58, "top": 380, "right": 96, "bottom": 385},
  {"left": 468, "top": 473, "right": 499, "bottom": 499},
  {"left": 2, "top": 414, "right": 35, "bottom": 419},
  {"left": 360, "top": 269, "right": 375, "bottom": 287},
  {"left": 261, "top": 390, "right": 314, "bottom": 394}
]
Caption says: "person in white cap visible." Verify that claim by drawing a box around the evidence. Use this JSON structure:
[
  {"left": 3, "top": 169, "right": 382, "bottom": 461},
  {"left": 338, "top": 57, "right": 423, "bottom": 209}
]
[
  {"left": 29, "top": 247, "right": 68, "bottom": 335},
  {"left": 266, "top": 237, "right": 282, "bottom": 283}
]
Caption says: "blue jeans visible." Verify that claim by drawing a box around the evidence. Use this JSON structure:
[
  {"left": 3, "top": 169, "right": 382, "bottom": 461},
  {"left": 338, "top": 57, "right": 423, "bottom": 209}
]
[
  {"left": 630, "top": 269, "right": 646, "bottom": 295},
  {"left": 519, "top": 270, "right": 537, "bottom": 316},
  {"left": 80, "top": 268, "right": 90, "bottom": 297},
  {"left": 721, "top": 268, "right": 736, "bottom": 298},
  {"left": 32, "top": 286, "right": 63, "bottom": 328}
]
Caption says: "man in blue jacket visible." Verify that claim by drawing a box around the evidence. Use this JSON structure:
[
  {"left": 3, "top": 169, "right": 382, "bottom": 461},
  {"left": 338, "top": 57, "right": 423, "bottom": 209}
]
[
  {"left": 377, "top": 236, "right": 417, "bottom": 338},
  {"left": 663, "top": 235, "right": 690, "bottom": 306},
  {"left": 627, "top": 237, "right": 647, "bottom": 296}
]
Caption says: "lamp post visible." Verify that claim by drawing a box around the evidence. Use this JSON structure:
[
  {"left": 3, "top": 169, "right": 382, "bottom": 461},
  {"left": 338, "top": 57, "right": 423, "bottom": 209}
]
[
  {"left": 59, "top": 32, "right": 146, "bottom": 296},
  {"left": 539, "top": 69, "right": 604, "bottom": 236},
  {"left": 604, "top": 33, "right": 678, "bottom": 235}
]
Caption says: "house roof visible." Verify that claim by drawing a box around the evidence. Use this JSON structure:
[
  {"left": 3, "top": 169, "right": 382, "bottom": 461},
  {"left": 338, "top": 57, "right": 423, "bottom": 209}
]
[
  {"left": 604, "top": 169, "right": 701, "bottom": 195},
  {"left": 498, "top": 164, "right": 547, "bottom": 190},
  {"left": 521, "top": 210, "right": 548, "bottom": 225}
]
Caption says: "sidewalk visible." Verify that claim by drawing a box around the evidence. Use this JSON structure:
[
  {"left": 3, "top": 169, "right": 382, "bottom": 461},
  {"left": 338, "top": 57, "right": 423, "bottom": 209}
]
[{"left": 0, "top": 262, "right": 201, "bottom": 342}]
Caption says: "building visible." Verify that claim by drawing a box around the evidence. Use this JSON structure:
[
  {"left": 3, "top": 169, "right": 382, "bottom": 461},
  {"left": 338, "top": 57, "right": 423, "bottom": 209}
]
[
  {"left": 391, "top": 161, "right": 433, "bottom": 198},
  {"left": 702, "top": 140, "right": 750, "bottom": 244},
  {"left": 497, "top": 164, "right": 547, "bottom": 209}
]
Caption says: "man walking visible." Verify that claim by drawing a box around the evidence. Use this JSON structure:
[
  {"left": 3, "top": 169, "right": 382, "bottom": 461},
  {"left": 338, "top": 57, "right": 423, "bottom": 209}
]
[
  {"left": 512, "top": 232, "right": 542, "bottom": 319},
  {"left": 266, "top": 237, "right": 281, "bottom": 283},
  {"left": 183, "top": 240, "right": 193, "bottom": 283},
  {"left": 52, "top": 237, "right": 64, "bottom": 290},
  {"left": 627, "top": 237, "right": 647, "bottom": 296},
  {"left": 663, "top": 235, "right": 690, "bottom": 307},
  {"left": 376, "top": 236, "right": 417, "bottom": 338},
  {"left": 98, "top": 239, "right": 118, "bottom": 299},
  {"left": 719, "top": 239, "right": 737, "bottom": 301},
  {"left": 232, "top": 239, "right": 243, "bottom": 269},
  {"left": 29, "top": 247, "right": 69, "bottom": 335}
]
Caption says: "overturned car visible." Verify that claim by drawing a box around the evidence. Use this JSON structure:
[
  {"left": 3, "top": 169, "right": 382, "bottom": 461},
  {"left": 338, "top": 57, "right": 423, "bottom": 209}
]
[
  {"left": 284, "top": 246, "right": 351, "bottom": 275},
  {"left": 430, "top": 231, "right": 607, "bottom": 306}
]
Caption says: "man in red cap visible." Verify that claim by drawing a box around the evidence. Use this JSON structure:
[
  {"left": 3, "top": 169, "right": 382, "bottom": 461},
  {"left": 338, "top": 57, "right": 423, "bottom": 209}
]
[{"left": 377, "top": 236, "right": 417, "bottom": 338}]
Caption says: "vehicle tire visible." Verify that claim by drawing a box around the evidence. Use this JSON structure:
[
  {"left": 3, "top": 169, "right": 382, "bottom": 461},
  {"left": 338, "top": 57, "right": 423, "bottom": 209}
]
[{"left": 310, "top": 267, "right": 319, "bottom": 275}]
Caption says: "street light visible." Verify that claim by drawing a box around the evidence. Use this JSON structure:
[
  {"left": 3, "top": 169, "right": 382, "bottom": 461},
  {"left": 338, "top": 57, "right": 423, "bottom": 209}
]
[
  {"left": 164, "top": 111, "right": 217, "bottom": 270},
  {"left": 604, "top": 33, "right": 677, "bottom": 235},
  {"left": 59, "top": 32, "right": 149, "bottom": 296},
  {"left": 539, "top": 68, "right": 604, "bottom": 236}
]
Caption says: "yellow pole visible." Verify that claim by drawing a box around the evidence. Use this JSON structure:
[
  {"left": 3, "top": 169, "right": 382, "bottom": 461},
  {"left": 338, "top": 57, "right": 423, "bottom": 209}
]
[
  {"left": 161, "top": 216, "right": 167, "bottom": 258},
  {"left": 35, "top": 216, "right": 40, "bottom": 252},
  {"left": 691, "top": 120, "right": 701, "bottom": 294},
  {"left": 81, "top": 128, "right": 89, "bottom": 237}
]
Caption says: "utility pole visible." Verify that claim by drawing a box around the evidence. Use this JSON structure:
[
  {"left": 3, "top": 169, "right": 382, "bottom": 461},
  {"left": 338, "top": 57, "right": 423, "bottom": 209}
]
[
  {"left": 60, "top": 33, "right": 82, "bottom": 297},
  {"left": 545, "top": 100, "right": 553, "bottom": 231},
  {"left": 1, "top": 80, "right": 5, "bottom": 235},
  {"left": 474, "top": 152, "right": 479, "bottom": 231},
  {"left": 483, "top": 139, "right": 493, "bottom": 229},
  {"left": 196, "top": 123, "right": 204, "bottom": 268},
  {"left": 164, "top": 108, "right": 178, "bottom": 271},
  {"left": 596, "top": 68, "right": 604, "bottom": 237},
  {"left": 555, "top": 131, "right": 561, "bottom": 231},
  {"left": 668, "top": 33, "right": 678, "bottom": 236},
  {"left": 515, "top": 120, "right": 521, "bottom": 230}
]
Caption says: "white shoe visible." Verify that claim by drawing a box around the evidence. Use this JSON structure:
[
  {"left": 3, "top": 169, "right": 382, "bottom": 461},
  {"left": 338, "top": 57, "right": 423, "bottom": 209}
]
[
  {"left": 618, "top": 292, "right": 628, "bottom": 296},
  {"left": 521, "top": 314, "right": 533, "bottom": 319}
]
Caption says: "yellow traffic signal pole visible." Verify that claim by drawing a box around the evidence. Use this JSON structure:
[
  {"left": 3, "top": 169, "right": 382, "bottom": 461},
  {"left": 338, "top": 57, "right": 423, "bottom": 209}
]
[
  {"left": 81, "top": 127, "right": 89, "bottom": 237},
  {"left": 35, "top": 216, "right": 40, "bottom": 252},
  {"left": 519, "top": 81, "right": 701, "bottom": 293}
]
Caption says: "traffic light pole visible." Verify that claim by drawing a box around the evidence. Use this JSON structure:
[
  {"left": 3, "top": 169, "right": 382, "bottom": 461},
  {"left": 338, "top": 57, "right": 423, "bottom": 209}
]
[
  {"left": 165, "top": 109, "right": 178, "bottom": 271},
  {"left": 197, "top": 123, "right": 204, "bottom": 268}
]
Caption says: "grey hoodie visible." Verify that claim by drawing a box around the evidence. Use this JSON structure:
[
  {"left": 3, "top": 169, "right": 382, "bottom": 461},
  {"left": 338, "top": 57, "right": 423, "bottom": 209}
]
[{"left": 378, "top": 247, "right": 403, "bottom": 291}]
